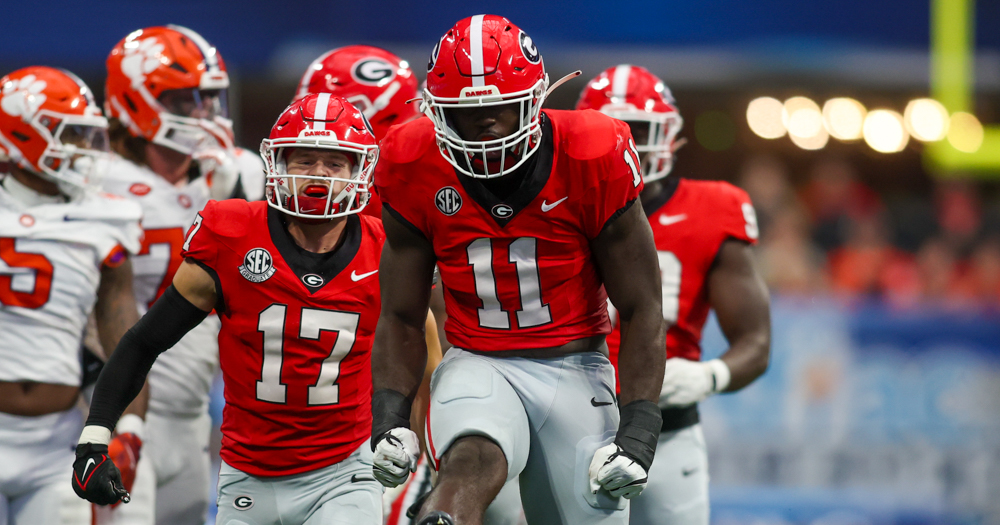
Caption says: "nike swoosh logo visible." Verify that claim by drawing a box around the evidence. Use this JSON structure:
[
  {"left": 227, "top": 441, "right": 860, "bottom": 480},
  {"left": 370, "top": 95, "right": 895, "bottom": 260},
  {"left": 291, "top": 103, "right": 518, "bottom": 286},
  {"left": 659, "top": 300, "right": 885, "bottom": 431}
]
[
  {"left": 350, "top": 269, "right": 378, "bottom": 282},
  {"left": 81, "top": 458, "right": 96, "bottom": 480},
  {"left": 658, "top": 213, "right": 687, "bottom": 226},
  {"left": 682, "top": 467, "right": 698, "bottom": 476},
  {"left": 590, "top": 397, "right": 614, "bottom": 407},
  {"left": 351, "top": 474, "right": 376, "bottom": 483},
  {"left": 541, "top": 196, "right": 568, "bottom": 212},
  {"left": 63, "top": 216, "right": 90, "bottom": 222}
]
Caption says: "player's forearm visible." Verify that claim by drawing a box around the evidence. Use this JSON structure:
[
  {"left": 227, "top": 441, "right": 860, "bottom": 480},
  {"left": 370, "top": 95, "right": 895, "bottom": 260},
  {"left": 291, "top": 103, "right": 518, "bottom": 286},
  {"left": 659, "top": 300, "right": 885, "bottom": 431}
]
[
  {"left": 720, "top": 330, "right": 770, "bottom": 392},
  {"left": 616, "top": 307, "right": 666, "bottom": 406},
  {"left": 372, "top": 316, "right": 428, "bottom": 400},
  {"left": 83, "top": 286, "right": 208, "bottom": 436}
]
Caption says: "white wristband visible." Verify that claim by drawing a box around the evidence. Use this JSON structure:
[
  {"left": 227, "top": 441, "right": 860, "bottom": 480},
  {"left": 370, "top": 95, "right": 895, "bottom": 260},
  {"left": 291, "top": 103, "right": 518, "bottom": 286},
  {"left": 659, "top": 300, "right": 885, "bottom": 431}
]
[
  {"left": 706, "top": 359, "right": 731, "bottom": 393},
  {"left": 78, "top": 425, "right": 112, "bottom": 446},
  {"left": 115, "top": 414, "right": 145, "bottom": 440}
]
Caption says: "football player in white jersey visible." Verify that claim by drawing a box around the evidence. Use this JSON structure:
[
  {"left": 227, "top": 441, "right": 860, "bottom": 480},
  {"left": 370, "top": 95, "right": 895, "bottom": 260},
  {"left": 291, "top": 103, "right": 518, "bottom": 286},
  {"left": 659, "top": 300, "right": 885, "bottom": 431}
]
[
  {"left": 0, "top": 66, "right": 144, "bottom": 525},
  {"left": 94, "top": 25, "right": 261, "bottom": 525}
]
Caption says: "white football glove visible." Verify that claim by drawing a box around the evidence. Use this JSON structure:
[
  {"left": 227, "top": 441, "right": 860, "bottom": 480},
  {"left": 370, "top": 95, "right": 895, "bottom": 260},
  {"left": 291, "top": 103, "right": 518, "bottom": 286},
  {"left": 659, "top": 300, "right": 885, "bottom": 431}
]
[
  {"left": 659, "top": 358, "right": 731, "bottom": 408},
  {"left": 372, "top": 427, "right": 420, "bottom": 488},
  {"left": 588, "top": 443, "right": 648, "bottom": 499},
  {"left": 195, "top": 147, "right": 241, "bottom": 200}
]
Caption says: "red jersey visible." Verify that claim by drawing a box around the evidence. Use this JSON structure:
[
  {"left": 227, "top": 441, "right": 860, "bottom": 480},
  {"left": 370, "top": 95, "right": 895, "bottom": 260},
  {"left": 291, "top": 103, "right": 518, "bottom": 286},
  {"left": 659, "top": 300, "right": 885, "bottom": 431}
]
[
  {"left": 181, "top": 199, "right": 384, "bottom": 476},
  {"left": 375, "top": 110, "right": 643, "bottom": 351},
  {"left": 607, "top": 178, "right": 758, "bottom": 383}
]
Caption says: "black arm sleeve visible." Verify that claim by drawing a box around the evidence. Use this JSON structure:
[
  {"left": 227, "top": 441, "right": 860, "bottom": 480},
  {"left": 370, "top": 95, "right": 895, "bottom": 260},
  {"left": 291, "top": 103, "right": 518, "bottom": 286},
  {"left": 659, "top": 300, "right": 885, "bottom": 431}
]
[{"left": 85, "top": 285, "right": 210, "bottom": 430}]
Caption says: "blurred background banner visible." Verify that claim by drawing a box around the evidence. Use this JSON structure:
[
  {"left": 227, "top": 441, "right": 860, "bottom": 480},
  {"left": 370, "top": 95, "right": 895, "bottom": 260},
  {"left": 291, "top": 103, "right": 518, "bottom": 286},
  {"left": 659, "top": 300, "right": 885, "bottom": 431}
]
[
  {"left": 6, "top": 1, "right": 998, "bottom": 524},
  {"left": 701, "top": 300, "right": 1000, "bottom": 525}
]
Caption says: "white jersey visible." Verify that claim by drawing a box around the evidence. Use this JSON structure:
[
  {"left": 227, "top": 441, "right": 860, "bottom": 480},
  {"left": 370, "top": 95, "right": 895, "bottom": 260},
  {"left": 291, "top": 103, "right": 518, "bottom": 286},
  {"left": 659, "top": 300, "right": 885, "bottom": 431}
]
[
  {"left": 0, "top": 184, "right": 142, "bottom": 386},
  {"left": 234, "top": 147, "right": 265, "bottom": 202},
  {"left": 101, "top": 156, "right": 220, "bottom": 416}
]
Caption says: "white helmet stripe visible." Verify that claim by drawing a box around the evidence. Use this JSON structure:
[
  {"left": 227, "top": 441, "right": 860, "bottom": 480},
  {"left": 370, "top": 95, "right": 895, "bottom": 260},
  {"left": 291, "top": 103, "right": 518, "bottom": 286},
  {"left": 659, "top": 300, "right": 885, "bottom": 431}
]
[
  {"left": 313, "top": 93, "right": 331, "bottom": 130},
  {"left": 470, "top": 14, "right": 485, "bottom": 87},
  {"left": 297, "top": 49, "right": 337, "bottom": 100},
  {"left": 612, "top": 64, "right": 632, "bottom": 100},
  {"left": 168, "top": 25, "right": 220, "bottom": 71}
]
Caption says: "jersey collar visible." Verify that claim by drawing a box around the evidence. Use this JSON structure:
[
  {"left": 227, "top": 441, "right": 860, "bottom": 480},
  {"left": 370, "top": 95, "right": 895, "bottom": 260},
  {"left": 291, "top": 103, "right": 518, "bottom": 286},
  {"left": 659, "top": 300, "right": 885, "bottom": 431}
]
[
  {"left": 454, "top": 114, "right": 554, "bottom": 228},
  {"left": 642, "top": 175, "right": 681, "bottom": 218},
  {"left": 267, "top": 206, "right": 363, "bottom": 294}
]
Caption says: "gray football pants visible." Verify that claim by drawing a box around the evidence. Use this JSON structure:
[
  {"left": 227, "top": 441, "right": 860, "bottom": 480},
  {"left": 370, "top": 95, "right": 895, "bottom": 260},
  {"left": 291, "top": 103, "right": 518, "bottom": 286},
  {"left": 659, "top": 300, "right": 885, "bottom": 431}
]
[
  {"left": 216, "top": 442, "right": 382, "bottom": 525},
  {"left": 426, "top": 347, "right": 629, "bottom": 525}
]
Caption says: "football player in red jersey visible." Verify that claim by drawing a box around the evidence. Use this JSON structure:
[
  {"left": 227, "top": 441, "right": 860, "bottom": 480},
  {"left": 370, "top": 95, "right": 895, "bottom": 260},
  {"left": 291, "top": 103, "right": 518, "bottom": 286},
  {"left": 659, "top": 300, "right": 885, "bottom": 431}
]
[
  {"left": 577, "top": 65, "right": 772, "bottom": 525},
  {"left": 370, "top": 15, "right": 666, "bottom": 525},
  {"left": 72, "top": 94, "right": 386, "bottom": 524},
  {"left": 292, "top": 44, "right": 447, "bottom": 525}
]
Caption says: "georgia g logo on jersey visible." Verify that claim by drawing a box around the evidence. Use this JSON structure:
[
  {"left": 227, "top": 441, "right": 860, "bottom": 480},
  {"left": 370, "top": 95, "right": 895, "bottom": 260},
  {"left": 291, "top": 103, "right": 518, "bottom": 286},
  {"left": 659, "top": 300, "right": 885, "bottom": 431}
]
[
  {"left": 239, "top": 248, "right": 276, "bottom": 283},
  {"left": 519, "top": 31, "right": 540, "bottom": 64},
  {"left": 352, "top": 58, "right": 395, "bottom": 85}
]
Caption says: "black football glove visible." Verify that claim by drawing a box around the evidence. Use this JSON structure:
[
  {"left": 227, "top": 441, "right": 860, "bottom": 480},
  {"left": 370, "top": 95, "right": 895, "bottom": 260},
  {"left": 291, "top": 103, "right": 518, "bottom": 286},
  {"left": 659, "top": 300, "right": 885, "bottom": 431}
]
[{"left": 72, "top": 443, "right": 130, "bottom": 505}]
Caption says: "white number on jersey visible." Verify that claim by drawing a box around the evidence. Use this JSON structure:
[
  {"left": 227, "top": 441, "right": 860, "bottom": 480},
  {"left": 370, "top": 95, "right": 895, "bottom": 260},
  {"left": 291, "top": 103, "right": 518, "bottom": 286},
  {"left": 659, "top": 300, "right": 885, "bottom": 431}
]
[
  {"left": 467, "top": 237, "right": 552, "bottom": 330},
  {"left": 624, "top": 139, "right": 642, "bottom": 187},
  {"left": 256, "top": 304, "right": 360, "bottom": 405},
  {"left": 742, "top": 203, "right": 759, "bottom": 240}
]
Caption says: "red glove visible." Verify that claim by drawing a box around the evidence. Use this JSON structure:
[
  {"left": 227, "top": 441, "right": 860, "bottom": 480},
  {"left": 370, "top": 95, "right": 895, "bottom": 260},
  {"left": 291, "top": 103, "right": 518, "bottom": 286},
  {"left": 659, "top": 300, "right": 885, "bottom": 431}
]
[{"left": 106, "top": 433, "right": 142, "bottom": 508}]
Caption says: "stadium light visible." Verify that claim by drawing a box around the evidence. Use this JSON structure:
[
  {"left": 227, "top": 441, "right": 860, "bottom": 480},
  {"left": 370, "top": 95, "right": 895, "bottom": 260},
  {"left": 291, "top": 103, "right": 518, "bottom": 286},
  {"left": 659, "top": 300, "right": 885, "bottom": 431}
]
[
  {"left": 746, "top": 97, "right": 786, "bottom": 139},
  {"left": 947, "top": 111, "right": 984, "bottom": 152},
  {"left": 904, "top": 98, "right": 949, "bottom": 142},
  {"left": 864, "top": 109, "right": 909, "bottom": 153},
  {"left": 790, "top": 127, "right": 830, "bottom": 150},
  {"left": 822, "top": 98, "right": 866, "bottom": 141},
  {"left": 782, "top": 97, "right": 823, "bottom": 139}
]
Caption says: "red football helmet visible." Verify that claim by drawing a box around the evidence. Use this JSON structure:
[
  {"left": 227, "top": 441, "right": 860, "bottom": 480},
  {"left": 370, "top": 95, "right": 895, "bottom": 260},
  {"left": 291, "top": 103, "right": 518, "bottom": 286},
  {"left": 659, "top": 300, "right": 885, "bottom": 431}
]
[
  {"left": 576, "top": 65, "right": 683, "bottom": 183},
  {"left": 0, "top": 66, "right": 108, "bottom": 199},
  {"left": 295, "top": 45, "right": 420, "bottom": 141},
  {"left": 105, "top": 25, "right": 231, "bottom": 156},
  {"left": 261, "top": 93, "right": 378, "bottom": 220},
  {"left": 424, "top": 14, "right": 548, "bottom": 179}
]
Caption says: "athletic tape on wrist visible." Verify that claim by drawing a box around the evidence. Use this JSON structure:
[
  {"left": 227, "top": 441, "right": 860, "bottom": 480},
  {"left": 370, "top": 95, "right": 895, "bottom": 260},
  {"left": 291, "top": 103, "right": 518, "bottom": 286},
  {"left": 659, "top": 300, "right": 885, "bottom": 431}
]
[
  {"left": 115, "top": 414, "right": 145, "bottom": 440},
  {"left": 371, "top": 388, "right": 412, "bottom": 451},
  {"left": 614, "top": 399, "right": 662, "bottom": 472},
  {"left": 79, "top": 425, "right": 112, "bottom": 446},
  {"left": 706, "top": 359, "right": 731, "bottom": 393}
]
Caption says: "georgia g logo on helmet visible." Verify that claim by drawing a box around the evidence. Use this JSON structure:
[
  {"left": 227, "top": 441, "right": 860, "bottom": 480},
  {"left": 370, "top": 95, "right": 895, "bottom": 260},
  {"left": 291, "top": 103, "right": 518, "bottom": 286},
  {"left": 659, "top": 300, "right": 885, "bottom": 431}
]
[
  {"left": 351, "top": 58, "right": 395, "bottom": 85},
  {"left": 519, "top": 31, "right": 540, "bottom": 64}
]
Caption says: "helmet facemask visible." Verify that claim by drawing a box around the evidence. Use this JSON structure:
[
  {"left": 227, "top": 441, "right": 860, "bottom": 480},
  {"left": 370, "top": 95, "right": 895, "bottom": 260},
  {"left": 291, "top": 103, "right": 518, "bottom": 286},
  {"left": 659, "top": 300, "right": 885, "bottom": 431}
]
[
  {"left": 424, "top": 77, "right": 548, "bottom": 179},
  {"left": 261, "top": 139, "right": 377, "bottom": 222},
  {"left": 151, "top": 87, "right": 229, "bottom": 155},
  {"left": 32, "top": 109, "right": 110, "bottom": 199}
]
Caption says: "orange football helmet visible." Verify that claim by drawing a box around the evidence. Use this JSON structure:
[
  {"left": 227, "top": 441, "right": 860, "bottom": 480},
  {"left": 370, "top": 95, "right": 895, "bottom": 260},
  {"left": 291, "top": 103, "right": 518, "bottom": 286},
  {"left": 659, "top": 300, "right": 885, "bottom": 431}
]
[
  {"left": 105, "top": 25, "right": 230, "bottom": 156},
  {"left": 0, "top": 66, "right": 108, "bottom": 199}
]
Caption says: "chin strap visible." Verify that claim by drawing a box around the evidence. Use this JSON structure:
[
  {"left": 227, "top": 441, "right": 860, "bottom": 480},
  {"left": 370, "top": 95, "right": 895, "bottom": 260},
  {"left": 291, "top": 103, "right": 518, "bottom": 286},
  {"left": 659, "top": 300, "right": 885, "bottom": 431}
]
[{"left": 545, "top": 70, "right": 582, "bottom": 98}]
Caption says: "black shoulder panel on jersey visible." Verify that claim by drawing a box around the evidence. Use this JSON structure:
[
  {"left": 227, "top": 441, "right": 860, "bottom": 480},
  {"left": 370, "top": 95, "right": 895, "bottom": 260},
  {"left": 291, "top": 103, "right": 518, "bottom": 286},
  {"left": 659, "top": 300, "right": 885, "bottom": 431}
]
[
  {"left": 382, "top": 203, "right": 428, "bottom": 241},
  {"left": 188, "top": 258, "right": 226, "bottom": 314},
  {"left": 598, "top": 198, "right": 637, "bottom": 237}
]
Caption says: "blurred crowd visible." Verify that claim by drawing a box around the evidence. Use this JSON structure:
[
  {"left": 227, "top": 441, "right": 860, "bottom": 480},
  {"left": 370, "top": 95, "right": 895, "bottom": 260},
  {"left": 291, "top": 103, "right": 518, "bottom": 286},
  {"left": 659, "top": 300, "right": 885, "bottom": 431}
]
[{"left": 738, "top": 155, "right": 1000, "bottom": 309}]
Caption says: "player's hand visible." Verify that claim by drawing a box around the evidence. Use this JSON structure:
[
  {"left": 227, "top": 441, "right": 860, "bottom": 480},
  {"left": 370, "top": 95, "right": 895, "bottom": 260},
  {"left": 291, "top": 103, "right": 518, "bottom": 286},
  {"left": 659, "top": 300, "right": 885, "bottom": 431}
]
[
  {"left": 658, "top": 357, "right": 730, "bottom": 408},
  {"left": 196, "top": 147, "right": 241, "bottom": 200},
  {"left": 588, "top": 443, "right": 648, "bottom": 499},
  {"left": 372, "top": 427, "right": 420, "bottom": 488},
  {"left": 107, "top": 432, "right": 142, "bottom": 507},
  {"left": 72, "top": 443, "right": 130, "bottom": 505}
]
